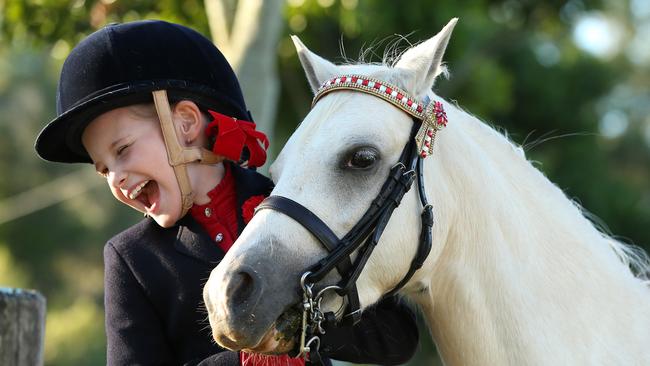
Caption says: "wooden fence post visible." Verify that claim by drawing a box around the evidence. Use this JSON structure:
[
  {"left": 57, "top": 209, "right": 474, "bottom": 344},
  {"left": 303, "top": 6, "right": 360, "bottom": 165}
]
[{"left": 0, "top": 288, "right": 46, "bottom": 366}]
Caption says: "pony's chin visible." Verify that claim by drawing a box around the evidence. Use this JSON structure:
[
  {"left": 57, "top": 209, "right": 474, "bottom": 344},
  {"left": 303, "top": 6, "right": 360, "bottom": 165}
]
[
  {"left": 238, "top": 307, "right": 302, "bottom": 355},
  {"left": 242, "top": 328, "right": 295, "bottom": 354}
]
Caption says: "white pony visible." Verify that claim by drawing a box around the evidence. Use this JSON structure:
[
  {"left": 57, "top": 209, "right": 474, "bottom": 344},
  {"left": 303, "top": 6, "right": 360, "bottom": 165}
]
[{"left": 204, "top": 19, "right": 650, "bottom": 365}]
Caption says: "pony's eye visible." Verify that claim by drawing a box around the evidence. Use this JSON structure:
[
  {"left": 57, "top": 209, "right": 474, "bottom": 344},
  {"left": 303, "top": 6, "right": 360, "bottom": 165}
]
[{"left": 345, "top": 148, "right": 379, "bottom": 170}]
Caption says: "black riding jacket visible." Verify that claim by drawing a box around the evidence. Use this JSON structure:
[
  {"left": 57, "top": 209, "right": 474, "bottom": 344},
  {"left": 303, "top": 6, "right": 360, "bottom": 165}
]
[{"left": 104, "top": 163, "right": 419, "bottom": 365}]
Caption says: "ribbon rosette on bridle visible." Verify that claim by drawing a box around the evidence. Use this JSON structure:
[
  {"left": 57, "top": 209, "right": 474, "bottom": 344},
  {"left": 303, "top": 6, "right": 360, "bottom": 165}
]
[{"left": 205, "top": 110, "right": 270, "bottom": 168}]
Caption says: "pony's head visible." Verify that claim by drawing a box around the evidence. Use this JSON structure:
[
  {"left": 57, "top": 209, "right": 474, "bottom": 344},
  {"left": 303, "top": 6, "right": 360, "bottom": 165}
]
[{"left": 203, "top": 19, "right": 457, "bottom": 353}]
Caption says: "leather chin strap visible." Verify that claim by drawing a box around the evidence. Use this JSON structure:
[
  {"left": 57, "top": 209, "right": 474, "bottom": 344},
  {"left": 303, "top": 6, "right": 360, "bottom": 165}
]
[{"left": 151, "top": 90, "right": 224, "bottom": 218}]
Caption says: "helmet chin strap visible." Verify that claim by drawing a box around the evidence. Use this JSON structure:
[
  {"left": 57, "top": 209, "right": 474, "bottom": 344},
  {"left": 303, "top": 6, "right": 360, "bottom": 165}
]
[{"left": 152, "top": 90, "right": 224, "bottom": 218}]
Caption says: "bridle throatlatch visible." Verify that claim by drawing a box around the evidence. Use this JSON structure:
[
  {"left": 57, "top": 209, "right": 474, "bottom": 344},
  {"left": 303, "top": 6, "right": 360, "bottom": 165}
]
[{"left": 255, "top": 75, "right": 448, "bottom": 364}]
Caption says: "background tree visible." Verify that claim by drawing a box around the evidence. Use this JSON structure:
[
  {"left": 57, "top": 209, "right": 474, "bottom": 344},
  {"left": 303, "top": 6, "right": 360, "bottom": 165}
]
[
  {"left": 205, "top": 0, "right": 284, "bottom": 161},
  {"left": 0, "top": 1, "right": 648, "bottom": 365}
]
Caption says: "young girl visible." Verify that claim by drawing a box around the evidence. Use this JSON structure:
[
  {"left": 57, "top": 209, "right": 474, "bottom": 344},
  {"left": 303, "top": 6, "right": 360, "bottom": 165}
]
[{"left": 35, "top": 20, "right": 418, "bottom": 365}]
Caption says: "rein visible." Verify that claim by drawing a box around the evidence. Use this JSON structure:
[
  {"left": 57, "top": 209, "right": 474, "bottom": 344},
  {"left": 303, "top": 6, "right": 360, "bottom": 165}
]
[{"left": 255, "top": 75, "right": 447, "bottom": 363}]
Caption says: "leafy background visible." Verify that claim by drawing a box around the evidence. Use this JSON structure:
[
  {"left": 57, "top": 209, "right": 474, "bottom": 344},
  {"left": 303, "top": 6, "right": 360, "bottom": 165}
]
[{"left": 1, "top": 0, "right": 649, "bottom": 365}]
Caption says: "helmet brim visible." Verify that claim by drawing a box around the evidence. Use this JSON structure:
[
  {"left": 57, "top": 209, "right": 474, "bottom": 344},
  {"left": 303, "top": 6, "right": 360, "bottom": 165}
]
[{"left": 35, "top": 79, "right": 246, "bottom": 164}]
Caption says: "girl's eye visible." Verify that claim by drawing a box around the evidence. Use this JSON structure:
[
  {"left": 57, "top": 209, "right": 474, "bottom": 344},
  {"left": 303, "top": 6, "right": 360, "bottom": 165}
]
[
  {"left": 117, "top": 144, "right": 130, "bottom": 156},
  {"left": 345, "top": 147, "right": 379, "bottom": 170}
]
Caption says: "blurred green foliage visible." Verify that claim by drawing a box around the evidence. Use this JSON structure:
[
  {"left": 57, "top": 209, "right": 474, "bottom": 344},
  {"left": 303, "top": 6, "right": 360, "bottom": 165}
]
[{"left": 0, "top": 0, "right": 648, "bottom": 365}]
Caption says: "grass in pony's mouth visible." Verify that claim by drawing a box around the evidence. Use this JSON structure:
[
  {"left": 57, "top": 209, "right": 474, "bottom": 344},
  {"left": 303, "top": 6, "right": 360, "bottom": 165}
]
[
  {"left": 270, "top": 305, "right": 303, "bottom": 354},
  {"left": 275, "top": 305, "right": 302, "bottom": 341}
]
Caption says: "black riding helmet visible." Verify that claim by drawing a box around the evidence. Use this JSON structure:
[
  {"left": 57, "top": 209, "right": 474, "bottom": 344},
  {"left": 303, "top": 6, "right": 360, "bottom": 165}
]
[{"left": 35, "top": 19, "right": 251, "bottom": 164}]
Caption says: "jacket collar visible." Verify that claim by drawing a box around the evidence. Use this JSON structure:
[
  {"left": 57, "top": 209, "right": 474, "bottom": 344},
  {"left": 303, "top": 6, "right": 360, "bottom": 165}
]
[{"left": 173, "top": 163, "right": 274, "bottom": 264}]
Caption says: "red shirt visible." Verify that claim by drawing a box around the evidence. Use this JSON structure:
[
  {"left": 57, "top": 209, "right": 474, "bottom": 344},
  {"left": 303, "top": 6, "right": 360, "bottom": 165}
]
[
  {"left": 190, "top": 164, "right": 238, "bottom": 253},
  {"left": 190, "top": 164, "right": 304, "bottom": 366}
]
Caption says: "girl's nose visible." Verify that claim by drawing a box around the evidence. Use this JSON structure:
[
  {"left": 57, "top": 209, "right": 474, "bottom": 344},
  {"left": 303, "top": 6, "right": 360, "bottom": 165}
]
[{"left": 107, "top": 169, "right": 127, "bottom": 189}]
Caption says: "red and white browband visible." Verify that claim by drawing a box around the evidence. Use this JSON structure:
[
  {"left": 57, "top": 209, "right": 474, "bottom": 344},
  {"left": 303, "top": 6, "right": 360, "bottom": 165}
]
[{"left": 312, "top": 75, "right": 448, "bottom": 158}]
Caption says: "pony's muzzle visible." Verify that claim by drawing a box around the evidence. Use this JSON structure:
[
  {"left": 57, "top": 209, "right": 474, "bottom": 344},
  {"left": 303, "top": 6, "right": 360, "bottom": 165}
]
[
  {"left": 203, "top": 233, "right": 307, "bottom": 351},
  {"left": 204, "top": 263, "right": 271, "bottom": 349}
]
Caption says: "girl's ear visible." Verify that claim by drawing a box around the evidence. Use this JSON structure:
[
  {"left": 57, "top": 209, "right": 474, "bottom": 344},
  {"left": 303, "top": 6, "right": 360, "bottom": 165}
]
[{"left": 173, "top": 100, "right": 205, "bottom": 146}]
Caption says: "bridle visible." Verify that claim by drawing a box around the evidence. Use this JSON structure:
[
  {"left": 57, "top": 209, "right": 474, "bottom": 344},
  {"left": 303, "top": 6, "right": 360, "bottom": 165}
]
[{"left": 255, "top": 75, "right": 448, "bottom": 363}]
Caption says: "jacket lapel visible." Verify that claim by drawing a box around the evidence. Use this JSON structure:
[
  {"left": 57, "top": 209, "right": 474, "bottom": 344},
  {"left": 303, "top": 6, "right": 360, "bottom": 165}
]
[{"left": 173, "top": 215, "right": 225, "bottom": 266}]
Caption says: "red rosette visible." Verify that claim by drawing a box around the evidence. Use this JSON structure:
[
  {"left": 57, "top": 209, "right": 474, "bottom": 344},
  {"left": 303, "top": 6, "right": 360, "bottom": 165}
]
[
  {"left": 242, "top": 195, "right": 266, "bottom": 224},
  {"left": 433, "top": 101, "right": 447, "bottom": 127}
]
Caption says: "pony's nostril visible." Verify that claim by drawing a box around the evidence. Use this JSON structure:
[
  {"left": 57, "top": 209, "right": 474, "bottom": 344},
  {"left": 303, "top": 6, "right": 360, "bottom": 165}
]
[
  {"left": 229, "top": 271, "right": 252, "bottom": 303},
  {"left": 226, "top": 268, "right": 261, "bottom": 309}
]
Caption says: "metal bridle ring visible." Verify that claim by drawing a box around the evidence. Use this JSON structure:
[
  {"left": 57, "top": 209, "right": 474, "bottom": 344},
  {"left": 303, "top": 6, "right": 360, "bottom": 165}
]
[
  {"left": 315, "top": 284, "right": 343, "bottom": 301},
  {"left": 300, "top": 271, "right": 314, "bottom": 297},
  {"left": 304, "top": 336, "right": 321, "bottom": 353}
]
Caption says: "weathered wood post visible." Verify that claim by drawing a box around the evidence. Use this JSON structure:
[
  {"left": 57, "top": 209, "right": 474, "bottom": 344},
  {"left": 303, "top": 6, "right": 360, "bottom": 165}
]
[{"left": 0, "top": 288, "right": 46, "bottom": 366}]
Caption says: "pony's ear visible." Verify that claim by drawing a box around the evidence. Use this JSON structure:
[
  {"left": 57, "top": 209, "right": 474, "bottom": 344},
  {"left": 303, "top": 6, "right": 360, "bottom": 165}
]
[
  {"left": 394, "top": 18, "right": 458, "bottom": 95},
  {"left": 291, "top": 35, "right": 339, "bottom": 94}
]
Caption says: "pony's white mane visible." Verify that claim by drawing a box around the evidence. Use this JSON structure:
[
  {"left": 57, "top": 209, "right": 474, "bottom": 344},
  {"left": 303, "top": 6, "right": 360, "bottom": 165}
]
[
  {"left": 434, "top": 90, "right": 650, "bottom": 287},
  {"left": 406, "top": 82, "right": 650, "bottom": 364}
]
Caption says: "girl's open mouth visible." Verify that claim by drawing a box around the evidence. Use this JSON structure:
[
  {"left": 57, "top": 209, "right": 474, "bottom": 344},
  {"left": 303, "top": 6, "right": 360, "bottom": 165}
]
[{"left": 130, "top": 180, "right": 160, "bottom": 213}]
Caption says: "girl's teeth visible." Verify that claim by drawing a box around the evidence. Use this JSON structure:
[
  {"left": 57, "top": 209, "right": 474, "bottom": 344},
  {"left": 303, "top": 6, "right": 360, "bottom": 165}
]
[{"left": 129, "top": 181, "right": 149, "bottom": 200}]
